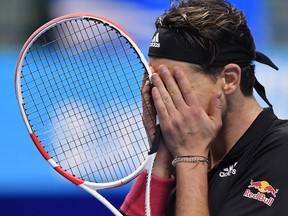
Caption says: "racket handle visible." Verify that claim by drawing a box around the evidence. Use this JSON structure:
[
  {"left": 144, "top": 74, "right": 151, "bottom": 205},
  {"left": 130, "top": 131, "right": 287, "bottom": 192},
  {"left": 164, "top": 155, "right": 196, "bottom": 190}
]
[{"left": 148, "top": 123, "right": 162, "bottom": 155}]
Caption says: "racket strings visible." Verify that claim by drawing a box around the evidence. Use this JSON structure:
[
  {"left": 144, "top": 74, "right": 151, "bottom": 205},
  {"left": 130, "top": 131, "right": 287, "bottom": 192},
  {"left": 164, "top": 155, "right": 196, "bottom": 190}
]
[
  {"left": 23, "top": 31, "right": 141, "bottom": 113},
  {"left": 60, "top": 22, "right": 144, "bottom": 181},
  {"left": 21, "top": 18, "right": 151, "bottom": 183},
  {"left": 24, "top": 22, "right": 135, "bottom": 128}
]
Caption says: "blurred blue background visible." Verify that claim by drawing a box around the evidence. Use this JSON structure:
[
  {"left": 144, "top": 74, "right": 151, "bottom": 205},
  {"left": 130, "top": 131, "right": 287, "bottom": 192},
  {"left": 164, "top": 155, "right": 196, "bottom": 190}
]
[{"left": 1, "top": 0, "right": 287, "bottom": 215}]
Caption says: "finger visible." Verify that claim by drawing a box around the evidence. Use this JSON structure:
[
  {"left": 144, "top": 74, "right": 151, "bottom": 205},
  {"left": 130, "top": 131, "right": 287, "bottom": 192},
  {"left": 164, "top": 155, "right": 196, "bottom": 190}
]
[
  {"left": 151, "top": 86, "right": 170, "bottom": 126},
  {"left": 142, "top": 70, "right": 150, "bottom": 86},
  {"left": 142, "top": 80, "right": 151, "bottom": 98},
  {"left": 207, "top": 93, "right": 223, "bottom": 130},
  {"left": 151, "top": 71, "right": 177, "bottom": 115},
  {"left": 173, "top": 66, "right": 199, "bottom": 107},
  {"left": 142, "top": 67, "right": 154, "bottom": 109},
  {"left": 142, "top": 83, "right": 156, "bottom": 144},
  {"left": 158, "top": 65, "right": 186, "bottom": 109}
]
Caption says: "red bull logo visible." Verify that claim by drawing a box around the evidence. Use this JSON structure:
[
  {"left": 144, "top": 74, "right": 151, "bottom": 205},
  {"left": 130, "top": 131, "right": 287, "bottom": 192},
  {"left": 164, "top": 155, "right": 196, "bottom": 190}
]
[{"left": 243, "top": 179, "right": 279, "bottom": 206}]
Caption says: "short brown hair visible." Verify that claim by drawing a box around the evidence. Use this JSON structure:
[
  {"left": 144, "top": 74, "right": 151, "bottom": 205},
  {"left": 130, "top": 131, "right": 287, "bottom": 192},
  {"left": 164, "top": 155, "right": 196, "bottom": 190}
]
[{"left": 156, "top": 0, "right": 256, "bottom": 96}]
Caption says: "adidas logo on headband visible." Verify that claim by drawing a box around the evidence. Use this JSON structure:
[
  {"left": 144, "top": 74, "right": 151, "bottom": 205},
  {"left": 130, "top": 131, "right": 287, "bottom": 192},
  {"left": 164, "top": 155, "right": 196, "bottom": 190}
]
[{"left": 150, "top": 32, "right": 160, "bottom": 48}]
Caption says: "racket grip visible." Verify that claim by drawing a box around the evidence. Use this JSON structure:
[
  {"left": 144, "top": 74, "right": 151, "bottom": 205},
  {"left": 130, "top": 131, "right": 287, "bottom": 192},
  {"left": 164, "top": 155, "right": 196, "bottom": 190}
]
[{"left": 148, "top": 123, "right": 161, "bottom": 155}]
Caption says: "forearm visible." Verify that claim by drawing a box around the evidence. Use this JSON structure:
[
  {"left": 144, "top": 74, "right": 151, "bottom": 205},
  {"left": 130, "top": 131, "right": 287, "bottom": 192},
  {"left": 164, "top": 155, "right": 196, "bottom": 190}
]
[
  {"left": 175, "top": 162, "right": 209, "bottom": 216},
  {"left": 152, "top": 141, "right": 173, "bottom": 178}
]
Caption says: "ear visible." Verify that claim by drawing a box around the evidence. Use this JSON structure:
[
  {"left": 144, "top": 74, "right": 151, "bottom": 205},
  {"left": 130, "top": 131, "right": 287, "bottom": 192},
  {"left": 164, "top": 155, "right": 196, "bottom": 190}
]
[{"left": 222, "top": 63, "right": 241, "bottom": 95}]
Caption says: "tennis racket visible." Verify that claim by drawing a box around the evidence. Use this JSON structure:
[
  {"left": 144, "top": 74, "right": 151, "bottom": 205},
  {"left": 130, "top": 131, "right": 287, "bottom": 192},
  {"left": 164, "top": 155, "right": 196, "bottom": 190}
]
[{"left": 15, "top": 14, "right": 161, "bottom": 216}]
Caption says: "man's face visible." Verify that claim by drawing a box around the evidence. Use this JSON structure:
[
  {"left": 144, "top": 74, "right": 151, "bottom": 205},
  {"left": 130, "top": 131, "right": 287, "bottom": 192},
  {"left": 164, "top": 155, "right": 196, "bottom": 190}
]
[{"left": 148, "top": 57, "right": 224, "bottom": 113}]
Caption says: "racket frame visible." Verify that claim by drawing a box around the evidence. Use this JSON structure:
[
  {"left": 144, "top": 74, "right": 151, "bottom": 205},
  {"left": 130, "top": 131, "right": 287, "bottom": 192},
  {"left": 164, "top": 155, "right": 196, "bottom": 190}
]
[{"left": 15, "top": 13, "right": 157, "bottom": 216}]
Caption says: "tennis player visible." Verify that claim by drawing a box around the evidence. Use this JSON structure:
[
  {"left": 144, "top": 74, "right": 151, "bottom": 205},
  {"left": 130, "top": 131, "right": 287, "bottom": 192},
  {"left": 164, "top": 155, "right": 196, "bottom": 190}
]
[{"left": 120, "top": 0, "right": 288, "bottom": 215}]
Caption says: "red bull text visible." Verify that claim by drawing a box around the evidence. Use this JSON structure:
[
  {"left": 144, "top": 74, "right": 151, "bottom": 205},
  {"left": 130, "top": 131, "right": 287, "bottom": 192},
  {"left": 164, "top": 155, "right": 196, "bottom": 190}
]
[{"left": 243, "top": 179, "right": 279, "bottom": 206}]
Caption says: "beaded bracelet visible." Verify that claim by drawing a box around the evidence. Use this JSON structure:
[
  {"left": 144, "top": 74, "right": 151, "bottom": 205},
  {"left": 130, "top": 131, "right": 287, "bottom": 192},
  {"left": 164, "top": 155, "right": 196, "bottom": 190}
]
[{"left": 171, "top": 156, "right": 209, "bottom": 167}]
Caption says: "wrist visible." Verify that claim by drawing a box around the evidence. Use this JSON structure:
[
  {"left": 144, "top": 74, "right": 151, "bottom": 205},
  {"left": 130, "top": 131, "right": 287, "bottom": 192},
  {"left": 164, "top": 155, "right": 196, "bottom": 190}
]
[
  {"left": 172, "top": 155, "right": 210, "bottom": 167},
  {"left": 172, "top": 148, "right": 209, "bottom": 159},
  {"left": 152, "top": 153, "right": 173, "bottom": 178}
]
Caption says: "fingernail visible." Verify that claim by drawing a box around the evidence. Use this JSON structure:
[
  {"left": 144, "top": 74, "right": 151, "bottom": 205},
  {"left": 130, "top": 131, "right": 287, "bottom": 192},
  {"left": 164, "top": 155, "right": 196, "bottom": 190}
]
[
  {"left": 151, "top": 74, "right": 158, "bottom": 82},
  {"left": 159, "top": 65, "right": 168, "bottom": 74}
]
